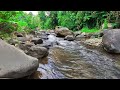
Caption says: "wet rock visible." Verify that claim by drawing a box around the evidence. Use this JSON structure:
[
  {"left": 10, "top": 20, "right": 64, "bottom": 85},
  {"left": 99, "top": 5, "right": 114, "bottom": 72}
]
[
  {"left": 81, "top": 32, "right": 92, "bottom": 38},
  {"left": 90, "top": 31, "right": 104, "bottom": 38},
  {"left": 17, "top": 37, "right": 27, "bottom": 42},
  {"left": 37, "top": 43, "right": 50, "bottom": 50},
  {"left": 75, "top": 34, "right": 86, "bottom": 41},
  {"left": 39, "top": 57, "right": 49, "bottom": 64},
  {"left": 29, "top": 71, "right": 42, "bottom": 79},
  {"left": 12, "top": 31, "right": 24, "bottom": 37},
  {"left": 17, "top": 35, "right": 33, "bottom": 42},
  {"left": 102, "top": 29, "right": 120, "bottom": 53},
  {"left": 55, "top": 26, "right": 73, "bottom": 37},
  {"left": 75, "top": 32, "right": 92, "bottom": 41},
  {"left": 64, "top": 35, "right": 75, "bottom": 41},
  {"left": 56, "top": 40, "right": 77, "bottom": 48},
  {"left": 74, "top": 31, "right": 82, "bottom": 37},
  {"left": 27, "top": 46, "right": 49, "bottom": 60},
  {"left": 31, "top": 38, "right": 43, "bottom": 45},
  {"left": 39, "top": 35, "right": 48, "bottom": 40},
  {"left": 0, "top": 39, "right": 39, "bottom": 78},
  {"left": 37, "top": 32, "right": 48, "bottom": 40},
  {"left": 56, "top": 40, "right": 70, "bottom": 46},
  {"left": 18, "top": 42, "right": 35, "bottom": 53},
  {"left": 8, "top": 39, "right": 20, "bottom": 46},
  {"left": 84, "top": 38, "right": 102, "bottom": 47}
]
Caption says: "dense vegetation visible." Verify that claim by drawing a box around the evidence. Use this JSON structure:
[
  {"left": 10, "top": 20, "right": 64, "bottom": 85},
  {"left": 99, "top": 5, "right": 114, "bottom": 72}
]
[{"left": 0, "top": 11, "right": 120, "bottom": 39}]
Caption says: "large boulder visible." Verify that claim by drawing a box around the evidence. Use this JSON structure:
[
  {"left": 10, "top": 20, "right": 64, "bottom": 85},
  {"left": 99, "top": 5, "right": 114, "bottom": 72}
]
[
  {"left": 102, "top": 29, "right": 120, "bottom": 53},
  {"left": 0, "top": 39, "right": 39, "bottom": 78},
  {"left": 55, "top": 26, "right": 73, "bottom": 37}
]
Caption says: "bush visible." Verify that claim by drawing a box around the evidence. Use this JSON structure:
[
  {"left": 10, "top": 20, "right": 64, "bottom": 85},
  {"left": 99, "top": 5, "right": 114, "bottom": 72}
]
[{"left": 81, "top": 27, "right": 99, "bottom": 33}]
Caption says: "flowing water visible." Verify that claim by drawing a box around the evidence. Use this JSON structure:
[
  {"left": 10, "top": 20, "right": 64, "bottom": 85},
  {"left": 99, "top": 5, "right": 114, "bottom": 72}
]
[{"left": 35, "top": 35, "right": 120, "bottom": 79}]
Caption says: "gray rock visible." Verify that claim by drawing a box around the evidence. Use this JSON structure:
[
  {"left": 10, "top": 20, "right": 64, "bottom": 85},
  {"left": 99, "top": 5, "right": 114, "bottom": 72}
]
[
  {"left": 74, "top": 31, "right": 82, "bottom": 37},
  {"left": 75, "top": 34, "right": 85, "bottom": 41},
  {"left": 37, "top": 33, "right": 48, "bottom": 40},
  {"left": 37, "top": 43, "right": 51, "bottom": 50},
  {"left": 102, "top": 29, "right": 120, "bottom": 53},
  {"left": 90, "top": 31, "right": 104, "bottom": 38},
  {"left": 64, "top": 35, "right": 75, "bottom": 41},
  {"left": 75, "top": 32, "right": 92, "bottom": 41},
  {"left": 27, "top": 46, "right": 49, "bottom": 59},
  {"left": 31, "top": 38, "right": 43, "bottom": 45},
  {"left": 55, "top": 26, "right": 73, "bottom": 37},
  {"left": 0, "top": 39, "right": 39, "bottom": 78},
  {"left": 8, "top": 39, "right": 20, "bottom": 46},
  {"left": 18, "top": 43, "right": 35, "bottom": 53}
]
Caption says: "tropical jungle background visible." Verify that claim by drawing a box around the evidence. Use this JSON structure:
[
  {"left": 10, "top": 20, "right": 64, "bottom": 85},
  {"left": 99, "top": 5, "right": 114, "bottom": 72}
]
[{"left": 0, "top": 11, "right": 120, "bottom": 39}]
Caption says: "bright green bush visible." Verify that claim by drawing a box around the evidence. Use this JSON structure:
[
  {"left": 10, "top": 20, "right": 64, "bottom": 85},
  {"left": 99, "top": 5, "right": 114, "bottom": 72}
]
[{"left": 81, "top": 27, "right": 100, "bottom": 33}]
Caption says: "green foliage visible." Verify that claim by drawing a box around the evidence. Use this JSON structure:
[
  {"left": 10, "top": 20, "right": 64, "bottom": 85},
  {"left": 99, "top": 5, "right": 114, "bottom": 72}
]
[
  {"left": 103, "top": 19, "right": 108, "bottom": 29},
  {"left": 81, "top": 27, "right": 99, "bottom": 33},
  {"left": 1, "top": 11, "right": 120, "bottom": 39},
  {"left": 44, "top": 18, "right": 52, "bottom": 29},
  {"left": 57, "top": 11, "right": 76, "bottom": 30},
  {"left": 0, "top": 11, "right": 42, "bottom": 39},
  {"left": 39, "top": 11, "right": 113, "bottom": 31},
  {"left": 38, "top": 11, "right": 58, "bottom": 29}
]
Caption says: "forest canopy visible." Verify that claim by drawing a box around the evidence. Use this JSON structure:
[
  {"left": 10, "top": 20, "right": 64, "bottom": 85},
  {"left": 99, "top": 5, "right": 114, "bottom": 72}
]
[{"left": 0, "top": 11, "right": 120, "bottom": 38}]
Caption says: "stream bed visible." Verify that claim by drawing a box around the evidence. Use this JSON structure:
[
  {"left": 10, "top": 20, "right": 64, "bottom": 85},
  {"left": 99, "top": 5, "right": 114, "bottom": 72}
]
[{"left": 36, "top": 36, "right": 120, "bottom": 79}]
